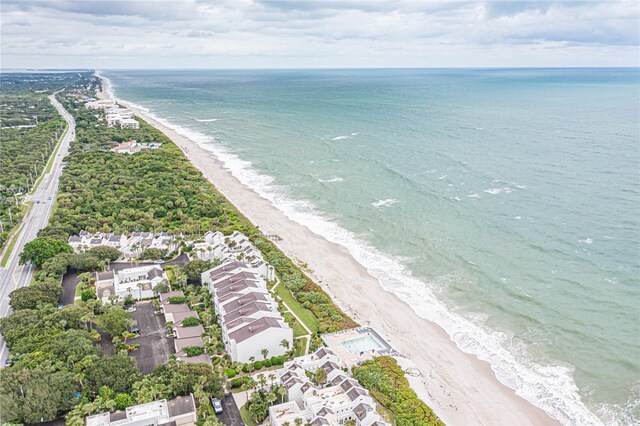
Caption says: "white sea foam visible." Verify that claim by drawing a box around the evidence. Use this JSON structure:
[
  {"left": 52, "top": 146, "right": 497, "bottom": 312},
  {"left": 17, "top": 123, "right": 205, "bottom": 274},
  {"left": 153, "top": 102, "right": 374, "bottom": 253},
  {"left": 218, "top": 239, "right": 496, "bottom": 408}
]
[
  {"left": 99, "top": 73, "right": 605, "bottom": 426},
  {"left": 331, "top": 135, "right": 350, "bottom": 140},
  {"left": 372, "top": 198, "right": 399, "bottom": 208},
  {"left": 437, "top": 175, "right": 448, "bottom": 180},
  {"left": 193, "top": 118, "right": 219, "bottom": 122},
  {"left": 484, "top": 187, "right": 513, "bottom": 195},
  {"left": 467, "top": 193, "right": 481, "bottom": 198},
  {"left": 318, "top": 177, "right": 344, "bottom": 183},
  {"left": 579, "top": 238, "right": 594, "bottom": 245}
]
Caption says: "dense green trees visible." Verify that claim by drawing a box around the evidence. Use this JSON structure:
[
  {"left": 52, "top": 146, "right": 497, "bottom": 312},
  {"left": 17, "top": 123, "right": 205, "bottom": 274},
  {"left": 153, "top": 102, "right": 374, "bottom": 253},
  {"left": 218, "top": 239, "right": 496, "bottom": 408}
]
[
  {"left": 0, "top": 365, "right": 80, "bottom": 424},
  {"left": 87, "top": 354, "right": 139, "bottom": 395},
  {"left": 183, "top": 259, "right": 220, "bottom": 284},
  {"left": 87, "top": 245, "right": 122, "bottom": 262},
  {"left": 353, "top": 356, "right": 445, "bottom": 426},
  {"left": 131, "top": 360, "right": 224, "bottom": 404},
  {"left": 19, "top": 237, "right": 73, "bottom": 267},
  {"left": 96, "top": 306, "right": 134, "bottom": 337},
  {"left": 9, "top": 281, "right": 62, "bottom": 310}
]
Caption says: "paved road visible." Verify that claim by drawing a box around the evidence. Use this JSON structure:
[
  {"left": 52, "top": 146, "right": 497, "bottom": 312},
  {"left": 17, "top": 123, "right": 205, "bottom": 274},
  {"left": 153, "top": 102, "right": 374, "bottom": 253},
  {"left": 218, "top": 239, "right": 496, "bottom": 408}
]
[
  {"left": 129, "top": 301, "right": 174, "bottom": 374},
  {"left": 0, "top": 92, "right": 75, "bottom": 366}
]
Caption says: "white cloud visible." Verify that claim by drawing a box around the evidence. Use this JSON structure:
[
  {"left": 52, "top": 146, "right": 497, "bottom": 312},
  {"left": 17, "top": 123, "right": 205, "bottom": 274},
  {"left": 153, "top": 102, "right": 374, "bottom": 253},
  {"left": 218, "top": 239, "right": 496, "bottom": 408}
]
[{"left": 1, "top": 0, "right": 638, "bottom": 68}]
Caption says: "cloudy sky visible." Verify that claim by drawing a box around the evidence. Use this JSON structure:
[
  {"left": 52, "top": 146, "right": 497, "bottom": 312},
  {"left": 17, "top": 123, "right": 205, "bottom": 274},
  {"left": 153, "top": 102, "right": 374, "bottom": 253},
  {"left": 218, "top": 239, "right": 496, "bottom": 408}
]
[{"left": 1, "top": 0, "right": 638, "bottom": 69}]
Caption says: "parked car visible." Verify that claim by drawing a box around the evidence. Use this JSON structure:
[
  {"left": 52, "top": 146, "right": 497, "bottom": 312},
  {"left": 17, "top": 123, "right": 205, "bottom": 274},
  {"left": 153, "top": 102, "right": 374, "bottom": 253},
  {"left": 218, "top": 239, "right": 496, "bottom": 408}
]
[
  {"left": 153, "top": 260, "right": 164, "bottom": 264},
  {"left": 129, "top": 327, "right": 140, "bottom": 334},
  {"left": 211, "top": 398, "right": 223, "bottom": 414},
  {"left": 125, "top": 307, "right": 136, "bottom": 313}
]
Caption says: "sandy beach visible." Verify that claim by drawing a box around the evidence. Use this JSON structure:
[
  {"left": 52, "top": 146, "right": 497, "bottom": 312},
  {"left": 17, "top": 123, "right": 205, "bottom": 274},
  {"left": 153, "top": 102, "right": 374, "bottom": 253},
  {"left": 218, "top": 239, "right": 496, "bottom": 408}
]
[{"left": 98, "top": 81, "right": 558, "bottom": 426}]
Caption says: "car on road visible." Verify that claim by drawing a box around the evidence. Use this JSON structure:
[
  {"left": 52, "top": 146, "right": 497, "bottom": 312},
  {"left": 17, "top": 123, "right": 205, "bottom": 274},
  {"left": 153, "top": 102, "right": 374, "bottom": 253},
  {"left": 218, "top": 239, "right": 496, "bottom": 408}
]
[
  {"left": 125, "top": 307, "right": 136, "bottom": 313},
  {"left": 47, "top": 196, "right": 52, "bottom": 200},
  {"left": 211, "top": 398, "right": 223, "bottom": 414},
  {"left": 153, "top": 260, "right": 164, "bottom": 264}
]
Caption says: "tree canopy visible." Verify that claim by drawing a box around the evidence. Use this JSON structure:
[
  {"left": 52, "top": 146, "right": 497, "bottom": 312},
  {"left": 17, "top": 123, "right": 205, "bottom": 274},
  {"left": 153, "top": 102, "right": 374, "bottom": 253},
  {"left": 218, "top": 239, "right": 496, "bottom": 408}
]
[{"left": 19, "top": 237, "right": 73, "bottom": 267}]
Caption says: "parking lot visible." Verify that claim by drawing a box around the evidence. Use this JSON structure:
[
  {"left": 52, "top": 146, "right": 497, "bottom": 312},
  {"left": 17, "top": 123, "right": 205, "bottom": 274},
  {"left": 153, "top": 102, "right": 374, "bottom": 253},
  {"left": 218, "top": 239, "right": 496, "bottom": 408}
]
[
  {"left": 129, "top": 301, "right": 175, "bottom": 374},
  {"left": 215, "top": 394, "right": 243, "bottom": 426}
]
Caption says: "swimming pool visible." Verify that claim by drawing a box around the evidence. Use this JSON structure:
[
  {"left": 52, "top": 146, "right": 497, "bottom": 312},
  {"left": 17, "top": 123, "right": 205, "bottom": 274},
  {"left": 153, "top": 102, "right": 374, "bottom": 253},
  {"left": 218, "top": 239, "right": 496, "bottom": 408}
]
[{"left": 340, "top": 333, "right": 385, "bottom": 354}]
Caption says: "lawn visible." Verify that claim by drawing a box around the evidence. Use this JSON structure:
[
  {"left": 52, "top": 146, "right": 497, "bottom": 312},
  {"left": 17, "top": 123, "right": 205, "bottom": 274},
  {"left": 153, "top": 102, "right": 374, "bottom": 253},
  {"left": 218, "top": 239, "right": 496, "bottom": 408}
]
[
  {"left": 274, "top": 282, "right": 319, "bottom": 334},
  {"left": 239, "top": 403, "right": 258, "bottom": 426},
  {"left": 283, "top": 312, "right": 308, "bottom": 338}
]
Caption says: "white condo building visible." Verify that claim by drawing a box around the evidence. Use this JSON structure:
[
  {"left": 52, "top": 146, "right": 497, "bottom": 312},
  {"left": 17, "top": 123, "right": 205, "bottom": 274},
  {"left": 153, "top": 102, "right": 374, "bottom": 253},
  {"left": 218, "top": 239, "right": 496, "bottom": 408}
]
[
  {"left": 95, "top": 265, "right": 166, "bottom": 302},
  {"left": 202, "top": 261, "right": 292, "bottom": 363},
  {"left": 193, "top": 231, "right": 275, "bottom": 281},
  {"left": 269, "top": 348, "right": 390, "bottom": 426}
]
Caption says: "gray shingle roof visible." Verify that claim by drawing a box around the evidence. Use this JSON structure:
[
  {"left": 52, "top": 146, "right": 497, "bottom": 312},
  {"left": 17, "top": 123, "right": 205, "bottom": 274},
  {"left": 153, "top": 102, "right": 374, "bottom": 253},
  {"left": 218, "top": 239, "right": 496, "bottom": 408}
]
[{"left": 228, "top": 317, "right": 283, "bottom": 343}]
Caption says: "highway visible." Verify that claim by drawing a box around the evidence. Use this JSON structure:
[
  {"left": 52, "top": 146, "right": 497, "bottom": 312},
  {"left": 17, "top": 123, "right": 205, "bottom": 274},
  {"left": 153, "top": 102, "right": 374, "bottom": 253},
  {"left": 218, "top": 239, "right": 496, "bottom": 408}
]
[{"left": 0, "top": 91, "right": 75, "bottom": 366}]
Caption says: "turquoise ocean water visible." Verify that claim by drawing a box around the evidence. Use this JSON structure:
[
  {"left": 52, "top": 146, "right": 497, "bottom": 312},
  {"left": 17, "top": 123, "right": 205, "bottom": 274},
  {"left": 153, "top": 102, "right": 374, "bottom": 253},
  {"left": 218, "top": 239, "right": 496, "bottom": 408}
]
[{"left": 102, "top": 69, "right": 639, "bottom": 425}]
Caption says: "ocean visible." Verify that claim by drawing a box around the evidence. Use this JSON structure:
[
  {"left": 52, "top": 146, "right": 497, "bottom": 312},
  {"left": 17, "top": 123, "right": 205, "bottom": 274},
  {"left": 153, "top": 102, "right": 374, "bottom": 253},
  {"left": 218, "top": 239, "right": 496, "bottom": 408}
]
[{"left": 102, "top": 68, "right": 640, "bottom": 425}]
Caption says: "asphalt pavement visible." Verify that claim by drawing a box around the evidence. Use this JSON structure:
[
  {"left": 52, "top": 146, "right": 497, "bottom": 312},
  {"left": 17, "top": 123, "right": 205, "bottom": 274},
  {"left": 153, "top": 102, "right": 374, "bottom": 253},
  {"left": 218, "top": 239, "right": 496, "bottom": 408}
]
[
  {"left": 216, "top": 394, "right": 244, "bottom": 426},
  {"left": 0, "top": 92, "right": 75, "bottom": 366}
]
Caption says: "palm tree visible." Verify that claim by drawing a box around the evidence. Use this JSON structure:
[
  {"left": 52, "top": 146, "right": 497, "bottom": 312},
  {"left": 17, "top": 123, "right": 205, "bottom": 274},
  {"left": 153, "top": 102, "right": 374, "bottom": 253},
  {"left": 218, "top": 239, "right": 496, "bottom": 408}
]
[
  {"left": 294, "top": 418, "right": 303, "bottom": 426},
  {"left": 261, "top": 348, "right": 269, "bottom": 360},
  {"left": 249, "top": 356, "right": 255, "bottom": 374},
  {"left": 280, "top": 339, "right": 290, "bottom": 352}
]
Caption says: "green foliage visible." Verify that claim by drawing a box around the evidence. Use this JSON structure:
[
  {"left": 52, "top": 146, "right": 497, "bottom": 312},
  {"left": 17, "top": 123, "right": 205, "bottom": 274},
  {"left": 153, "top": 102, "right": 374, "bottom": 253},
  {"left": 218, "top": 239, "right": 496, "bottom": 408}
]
[
  {"left": 352, "top": 356, "right": 445, "bottom": 426},
  {"left": 229, "top": 376, "right": 253, "bottom": 389},
  {"left": 67, "top": 252, "right": 102, "bottom": 272},
  {"left": 184, "top": 346, "right": 205, "bottom": 357},
  {"left": 40, "top": 253, "right": 72, "bottom": 279},
  {"left": 224, "top": 369, "right": 237, "bottom": 378},
  {"left": 87, "top": 354, "right": 139, "bottom": 395},
  {"left": 0, "top": 365, "right": 80, "bottom": 424},
  {"left": 113, "top": 393, "right": 134, "bottom": 411},
  {"left": 87, "top": 245, "right": 122, "bottom": 262},
  {"left": 97, "top": 306, "right": 134, "bottom": 337},
  {"left": 181, "top": 316, "right": 201, "bottom": 327},
  {"left": 132, "top": 359, "right": 223, "bottom": 403},
  {"left": 183, "top": 259, "right": 219, "bottom": 284},
  {"left": 8, "top": 281, "right": 62, "bottom": 310},
  {"left": 19, "top": 237, "right": 72, "bottom": 267},
  {"left": 253, "top": 360, "right": 263, "bottom": 370},
  {"left": 139, "top": 248, "right": 168, "bottom": 261},
  {"left": 81, "top": 288, "right": 96, "bottom": 302},
  {"left": 168, "top": 295, "right": 188, "bottom": 304}
]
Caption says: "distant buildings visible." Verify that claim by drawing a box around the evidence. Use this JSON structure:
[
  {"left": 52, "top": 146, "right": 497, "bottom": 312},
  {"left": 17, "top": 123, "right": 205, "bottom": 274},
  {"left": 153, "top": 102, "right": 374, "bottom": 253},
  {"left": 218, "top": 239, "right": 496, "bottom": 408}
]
[
  {"left": 202, "top": 261, "right": 293, "bottom": 363},
  {"left": 68, "top": 230, "right": 180, "bottom": 258},
  {"left": 95, "top": 265, "right": 166, "bottom": 302},
  {"left": 85, "top": 99, "right": 140, "bottom": 129},
  {"left": 269, "top": 348, "right": 391, "bottom": 426},
  {"left": 109, "top": 140, "right": 162, "bottom": 155},
  {"left": 85, "top": 394, "right": 197, "bottom": 426}
]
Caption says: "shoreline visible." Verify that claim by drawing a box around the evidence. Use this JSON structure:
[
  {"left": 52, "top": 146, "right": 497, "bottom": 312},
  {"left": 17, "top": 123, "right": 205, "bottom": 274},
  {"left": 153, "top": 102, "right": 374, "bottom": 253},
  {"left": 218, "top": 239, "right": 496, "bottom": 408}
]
[{"left": 96, "top": 78, "right": 558, "bottom": 425}]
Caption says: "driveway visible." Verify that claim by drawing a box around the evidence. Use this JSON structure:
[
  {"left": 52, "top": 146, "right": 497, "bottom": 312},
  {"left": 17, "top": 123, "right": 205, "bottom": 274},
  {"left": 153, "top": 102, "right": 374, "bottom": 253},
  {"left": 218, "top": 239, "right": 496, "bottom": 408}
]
[
  {"left": 129, "top": 301, "right": 174, "bottom": 374},
  {"left": 216, "top": 393, "right": 244, "bottom": 426},
  {"left": 110, "top": 254, "right": 190, "bottom": 271},
  {"left": 59, "top": 270, "right": 78, "bottom": 306}
]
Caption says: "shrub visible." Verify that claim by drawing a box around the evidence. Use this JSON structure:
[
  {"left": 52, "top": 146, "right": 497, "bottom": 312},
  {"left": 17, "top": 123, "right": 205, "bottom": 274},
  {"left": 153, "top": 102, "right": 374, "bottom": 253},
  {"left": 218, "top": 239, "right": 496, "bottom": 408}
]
[
  {"left": 224, "top": 369, "right": 237, "bottom": 378},
  {"left": 230, "top": 378, "right": 244, "bottom": 389},
  {"left": 253, "top": 360, "right": 263, "bottom": 370},
  {"left": 81, "top": 288, "right": 96, "bottom": 302},
  {"left": 242, "top": 364, "right": 250, "bottom": 373},
  {"left": 168, "top": 296, "right": 188, "bottom": 304},
  {"left": 183, "top": 346, "right": 204, "bottom": 357},
  {"left": 264, "top": 359, "right": 272, "bottom": 368},
  {"left": 352, "top": 356, "right": 444, "bottom": 426},
  {"left": 181, "top": 316, "right": 201, "bottom": 327}
]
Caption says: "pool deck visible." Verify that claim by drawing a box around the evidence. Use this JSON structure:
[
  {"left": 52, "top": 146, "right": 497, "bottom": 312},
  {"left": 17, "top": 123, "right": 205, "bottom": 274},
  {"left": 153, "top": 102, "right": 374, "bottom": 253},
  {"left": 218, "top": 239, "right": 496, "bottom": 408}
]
[{"left": 322, "top": 327, "right": 396, "bottom": 367}]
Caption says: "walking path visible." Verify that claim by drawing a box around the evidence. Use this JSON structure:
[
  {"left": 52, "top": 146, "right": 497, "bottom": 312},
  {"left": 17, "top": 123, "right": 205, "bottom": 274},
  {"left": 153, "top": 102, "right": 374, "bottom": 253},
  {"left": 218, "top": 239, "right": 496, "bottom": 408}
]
[{"left": 270, "top": 277, "right": 312, "bottom": 354}]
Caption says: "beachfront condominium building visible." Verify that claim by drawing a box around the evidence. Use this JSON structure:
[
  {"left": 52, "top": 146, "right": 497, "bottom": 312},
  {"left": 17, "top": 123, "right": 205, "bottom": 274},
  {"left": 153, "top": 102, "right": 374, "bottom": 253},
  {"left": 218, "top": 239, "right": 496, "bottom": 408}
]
[
  {"left": 193, "top": 231, "right": 275, "bottom": 281},
  {"left": 85, "top": 394, "right": 197, "bottom": 426},
  {"left": 202, "top": 261, "right": 292, "bottom": 363},
  {"left": 269, "top": 348, "right": 390, "bottom": 426},
  {"left": 95, "top": 265, "right": 166, "bottom": 302}
]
